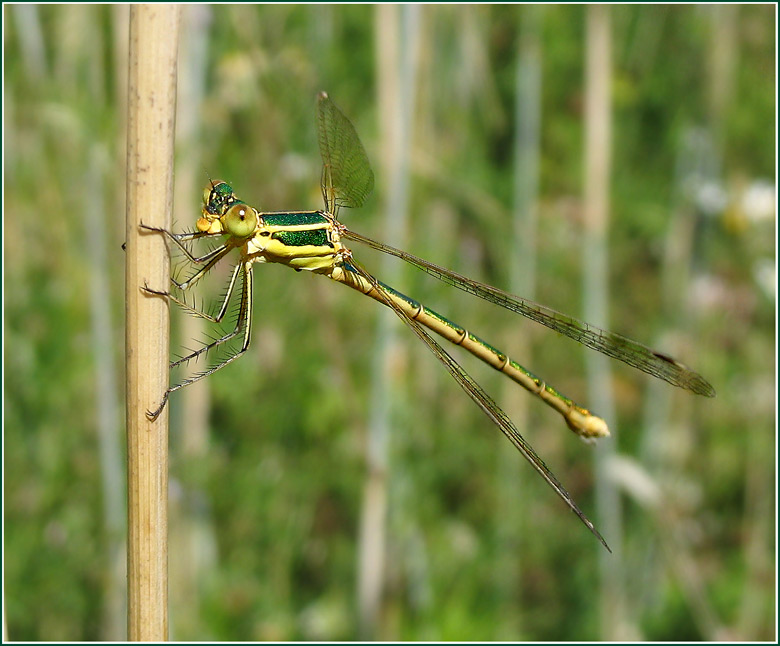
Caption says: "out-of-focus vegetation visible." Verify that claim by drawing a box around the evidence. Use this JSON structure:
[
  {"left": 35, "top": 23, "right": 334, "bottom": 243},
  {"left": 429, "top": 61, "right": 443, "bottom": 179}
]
[{"left": 3, "top": 4, "right": 775, "bottom": 641}]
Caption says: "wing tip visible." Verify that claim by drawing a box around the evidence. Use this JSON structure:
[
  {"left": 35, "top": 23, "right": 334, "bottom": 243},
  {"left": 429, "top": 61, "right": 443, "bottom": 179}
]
[{"left": 689, "top": 375, "right": 716, "bottom": 398}]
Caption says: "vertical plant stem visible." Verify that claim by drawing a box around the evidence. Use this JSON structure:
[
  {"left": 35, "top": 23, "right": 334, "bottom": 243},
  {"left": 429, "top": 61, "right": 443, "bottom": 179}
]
[
  {"left": 357, "top": 5, "right": 422, "bottom": 638},
  {"left": 496, "top": 5, "right": 543, "bottom": 637},
  {"left": 357, "top": 6, "right": 397, "bottom": 637},
  {"left": 583, "top": 4, "right": 627, "bottom": 640},
  {"left": 125, "top": 4, "right": 181, "bottom": 641},
  {"left": 87, "top": 144, "right": 126, "bottom": 640}
]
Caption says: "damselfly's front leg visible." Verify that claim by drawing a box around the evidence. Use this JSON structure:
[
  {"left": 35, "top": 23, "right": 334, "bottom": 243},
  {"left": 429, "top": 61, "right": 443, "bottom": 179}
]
[
  {"left": 140, "top": 223, "right": 220, "bottom": 262},
  {"left": 145, "top": 262, "right": 254, "bottom": 421},
  {"left": 140, "top": 223, "right": 234, "bottom": 290}
]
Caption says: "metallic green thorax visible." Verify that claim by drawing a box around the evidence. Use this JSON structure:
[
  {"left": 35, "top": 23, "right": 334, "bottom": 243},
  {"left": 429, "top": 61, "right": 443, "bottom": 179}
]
[
  {"left": 265, "top": 212, "right": 334, "bottom": 249},
  {"left": 263, "top": 211, "right": 330, "bottom": 228},
  {"left": 245, "top": 209, "right": 343, "bottom": 272},
  {"left": 272, "top": 228, "right": 332, "bottom": 248}
]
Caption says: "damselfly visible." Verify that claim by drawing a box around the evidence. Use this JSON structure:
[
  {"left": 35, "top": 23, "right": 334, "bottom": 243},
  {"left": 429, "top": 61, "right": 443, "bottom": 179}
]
[{"left": 142, "top": 92, "right": 714, "bottom": 549}]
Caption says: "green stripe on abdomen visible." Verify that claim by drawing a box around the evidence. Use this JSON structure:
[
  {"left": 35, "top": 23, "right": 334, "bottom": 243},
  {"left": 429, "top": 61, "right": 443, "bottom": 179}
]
[{"left": 333, "top": 267, "right": 607, "bottom": 438}]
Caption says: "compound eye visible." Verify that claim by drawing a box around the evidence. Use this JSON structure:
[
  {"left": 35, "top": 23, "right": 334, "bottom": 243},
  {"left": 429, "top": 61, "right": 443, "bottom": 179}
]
[{"left": 222, "top": 203, "right": 257, "bottom": 238}]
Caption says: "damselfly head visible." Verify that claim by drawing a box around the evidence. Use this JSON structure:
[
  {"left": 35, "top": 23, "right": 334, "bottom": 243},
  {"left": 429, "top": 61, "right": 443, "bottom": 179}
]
[
  {"left": 199, "top": 180, "right": 241, "bottom": 233},
  {"left": 202, "top": 180, "right": 238, "bottom": 216}
]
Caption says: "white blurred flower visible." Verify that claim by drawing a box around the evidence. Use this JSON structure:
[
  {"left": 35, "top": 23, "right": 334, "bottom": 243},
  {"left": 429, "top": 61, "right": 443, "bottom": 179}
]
[
  {"left": 694, "top": 179, "right": 728, "bottom": 216},
  {"left": 753, "top": 258, "right": 776, "bottom": 301},
  {"left": 742, "top": 179, "right": 776, "bottom": 223}
]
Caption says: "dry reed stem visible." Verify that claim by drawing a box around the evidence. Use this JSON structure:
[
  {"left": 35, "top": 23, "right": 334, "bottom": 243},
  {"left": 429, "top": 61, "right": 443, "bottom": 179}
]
[{"left": 125, "top": 4, "right": 181, "bottom": 641}]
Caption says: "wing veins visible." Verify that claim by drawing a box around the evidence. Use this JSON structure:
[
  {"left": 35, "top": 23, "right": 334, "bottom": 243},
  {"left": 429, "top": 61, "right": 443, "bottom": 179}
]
[{"left": 343, "top": 229, "right": 715, "bottom": 398}]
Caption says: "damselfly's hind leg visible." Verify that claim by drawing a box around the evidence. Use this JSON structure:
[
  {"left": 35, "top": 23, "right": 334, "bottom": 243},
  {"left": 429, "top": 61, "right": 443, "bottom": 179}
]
[{"left": 145, "top": 263, "right": 253, "bottom": 420}]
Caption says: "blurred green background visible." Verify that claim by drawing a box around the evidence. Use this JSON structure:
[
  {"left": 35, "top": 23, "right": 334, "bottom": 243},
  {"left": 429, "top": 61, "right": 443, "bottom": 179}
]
[{"left": 3, "top": 4, "right": 775, "bottom": 641}]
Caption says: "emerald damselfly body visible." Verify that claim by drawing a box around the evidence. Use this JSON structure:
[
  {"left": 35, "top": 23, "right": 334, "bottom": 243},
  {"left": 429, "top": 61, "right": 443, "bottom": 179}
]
[{"left": 141, "top": 92, "right": 715, "bottom": 550}]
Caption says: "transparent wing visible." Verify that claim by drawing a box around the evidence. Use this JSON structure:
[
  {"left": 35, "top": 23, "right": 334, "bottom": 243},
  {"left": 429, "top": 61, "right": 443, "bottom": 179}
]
[
  {"left": 343, "top": 229, "right": 716, "bottom": 398},
  {"left": 317, "top": 92, "right": 375, "bottom": 216},
  {"left": 342, "top": 258, "right": 611, "bottom": 551}
]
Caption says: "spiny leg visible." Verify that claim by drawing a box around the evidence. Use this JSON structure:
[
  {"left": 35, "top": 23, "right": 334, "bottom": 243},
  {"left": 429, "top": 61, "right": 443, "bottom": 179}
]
[
  {"left": 168, "top": 263, "right": 249, "bottom": 369},
  {"left": 140, "top": 221, "right": 234, "bottom": 292},
  {"left": 146, "top": 263, "right": 253, "bottom": 420},
  {"left": 140, "top": 223, "right": 225, "bottom": 264},
  {"left": 142, "top": 260, "right": 242, "bottom": 324},
  {"left": 171, "top": 244, "right": 234, "bottom": 291}
]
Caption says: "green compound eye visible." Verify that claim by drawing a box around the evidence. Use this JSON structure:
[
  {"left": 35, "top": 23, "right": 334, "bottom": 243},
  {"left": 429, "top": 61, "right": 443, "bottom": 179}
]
[{"left": 222, "top": 202, "right": 257, "bottom": 238}]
